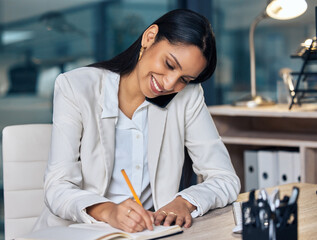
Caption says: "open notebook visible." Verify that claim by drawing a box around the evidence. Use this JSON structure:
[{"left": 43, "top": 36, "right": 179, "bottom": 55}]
[{"left": 17, "top": 222, "right": 183, "bottom": 240}]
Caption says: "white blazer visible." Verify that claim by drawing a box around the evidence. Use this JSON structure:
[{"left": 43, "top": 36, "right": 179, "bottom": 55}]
[{"left": 34, "top": 67, "right": 240, "bottom": 230}]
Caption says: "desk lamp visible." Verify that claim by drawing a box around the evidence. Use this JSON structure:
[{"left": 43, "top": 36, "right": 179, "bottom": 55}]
[{"left": 234, "top": 0, "right": 307, "bottom": 107}]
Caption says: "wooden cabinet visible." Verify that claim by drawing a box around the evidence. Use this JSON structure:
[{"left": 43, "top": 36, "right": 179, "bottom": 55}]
[{"left": 208, "top": 104, "right": 317, "bottom": 192}]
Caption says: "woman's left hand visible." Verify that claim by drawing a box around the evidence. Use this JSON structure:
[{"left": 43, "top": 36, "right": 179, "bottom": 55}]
[{"left": 153, "top": 196, "right": 196, "bottom": 228}]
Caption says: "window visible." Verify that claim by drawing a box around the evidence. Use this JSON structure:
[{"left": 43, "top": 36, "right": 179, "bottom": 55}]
[{"left": 211, "top": 0, "right": 315, "bottom": 105}]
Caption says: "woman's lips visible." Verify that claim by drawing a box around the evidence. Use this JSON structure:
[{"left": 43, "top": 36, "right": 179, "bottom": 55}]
[{"left": 150, "top": 75, "right": 164, "bottom": 95}]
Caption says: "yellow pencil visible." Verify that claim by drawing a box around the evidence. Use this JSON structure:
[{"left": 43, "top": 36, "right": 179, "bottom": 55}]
[{"left": 121, "top": 169, "right": 143, "bottom": 207}]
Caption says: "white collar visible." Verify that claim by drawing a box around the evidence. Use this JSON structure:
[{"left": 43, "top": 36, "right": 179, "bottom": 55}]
[
  {"left": 100, "top": 71, "right": 150, "bottom": 118},
  {"left": 101, "top": 71, "right": 120, "bottom": 118}
]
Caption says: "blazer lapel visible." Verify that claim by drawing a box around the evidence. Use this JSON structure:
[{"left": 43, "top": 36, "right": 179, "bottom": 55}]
[
  {"left": 97, "top": 117, "right": 116, "bottom": 195},
  {"left": 96, "top": 71, "right": 119, "bottom": 195},
  {"left": 148, "top": 104, "right": 167, "bottom": 204}
]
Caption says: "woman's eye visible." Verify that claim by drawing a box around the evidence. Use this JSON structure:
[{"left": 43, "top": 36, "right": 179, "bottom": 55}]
[
  {"left": 180, "top": 77, "right": 190, "bottom": 84},
  {"left": 166, "top": 61, "right": 174, "bottom": 70}
]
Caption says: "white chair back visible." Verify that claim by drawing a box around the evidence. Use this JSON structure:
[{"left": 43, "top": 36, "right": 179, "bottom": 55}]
[{"left": 2, "top": 124, "right": 52, "bottom": 240}]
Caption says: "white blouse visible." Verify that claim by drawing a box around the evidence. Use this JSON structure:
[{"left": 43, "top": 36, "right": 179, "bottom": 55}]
[{"left": 105, "top": 101, "right": 153, "bottom": 210}]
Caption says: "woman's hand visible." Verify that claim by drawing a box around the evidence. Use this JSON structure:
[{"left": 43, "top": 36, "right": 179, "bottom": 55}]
[
  {"left": 87, "top": 199, "right": 154, "bottom": 233},
  {"left": 153, "top": 196, "right": 196, "bottom": 228}
]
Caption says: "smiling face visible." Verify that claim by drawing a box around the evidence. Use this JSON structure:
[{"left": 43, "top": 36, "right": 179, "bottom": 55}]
[{"left": 135, "top": 25, "right": 207, "bottom": 99}]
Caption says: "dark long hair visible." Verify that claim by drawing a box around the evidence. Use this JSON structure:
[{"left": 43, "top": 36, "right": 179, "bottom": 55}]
[{"left": 89, "top": 9, "right": 217, "bottom": 84}]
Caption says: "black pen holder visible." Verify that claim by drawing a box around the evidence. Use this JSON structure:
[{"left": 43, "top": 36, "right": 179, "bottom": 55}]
[{"left": 242, "top": 189, "right": 298, "bottom": 240}]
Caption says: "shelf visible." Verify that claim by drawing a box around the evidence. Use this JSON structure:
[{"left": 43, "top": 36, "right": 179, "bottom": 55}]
[
  {"left": 208, "top": 104, "right": 317, "bottom": 187},
  {"left": 210, "top": 105, "right": 317, "bottom": 145},
  {"left": 222, "top": 136, "right": 317, "bottom": 148},
  {"left": 208, "top": 104, "right": 317, "bottom": 119}
]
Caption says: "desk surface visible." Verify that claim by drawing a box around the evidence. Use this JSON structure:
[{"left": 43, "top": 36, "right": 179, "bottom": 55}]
[{"left": 165, "top": 183, "right": 317, "bottom": 240}]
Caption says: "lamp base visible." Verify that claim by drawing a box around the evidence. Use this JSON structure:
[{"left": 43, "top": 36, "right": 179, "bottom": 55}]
[{"left": 233, "top": 95, "right": 275, "bottom": 108}]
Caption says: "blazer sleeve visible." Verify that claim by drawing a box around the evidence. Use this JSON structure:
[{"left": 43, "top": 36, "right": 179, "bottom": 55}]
[
  {"left": 44, "top": 74, "right": 109, "bottom": 223},
  {"left": 179, "top": 84, "right": 241, "bottom": 216}
]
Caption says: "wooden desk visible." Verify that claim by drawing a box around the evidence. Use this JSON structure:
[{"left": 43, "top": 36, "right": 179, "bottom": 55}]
[{"left": 165, "top": 183, "right": 317, "bottom": 240}]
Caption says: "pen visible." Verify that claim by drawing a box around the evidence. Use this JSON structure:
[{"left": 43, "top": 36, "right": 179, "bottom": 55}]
[{"left": 121, "top": 169, "right": 143, "bottom": 207}]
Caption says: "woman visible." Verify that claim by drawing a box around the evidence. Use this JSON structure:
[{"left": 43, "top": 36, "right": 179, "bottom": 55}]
[{"left": 34, "top": 9, "right": 240, "bottom": 233}]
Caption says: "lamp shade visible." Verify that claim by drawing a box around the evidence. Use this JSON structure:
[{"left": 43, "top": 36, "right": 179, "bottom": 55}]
[{"left": 266, "top": 0, "right": 307, "bottom": 20}]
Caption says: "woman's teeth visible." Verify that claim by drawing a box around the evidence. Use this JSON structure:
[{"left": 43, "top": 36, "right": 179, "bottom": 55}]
[{"left": 152, "top": 76, "right": 162, "bottom": 92}]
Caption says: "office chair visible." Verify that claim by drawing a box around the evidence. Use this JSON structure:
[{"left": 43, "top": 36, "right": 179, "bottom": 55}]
[{"left": 2, "top": 124, "right": 52, "bottom": 240}]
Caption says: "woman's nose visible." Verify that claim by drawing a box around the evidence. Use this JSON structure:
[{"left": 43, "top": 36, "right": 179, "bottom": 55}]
[{"left": 163, "top": 74, "right": 179, "bottom": 91}]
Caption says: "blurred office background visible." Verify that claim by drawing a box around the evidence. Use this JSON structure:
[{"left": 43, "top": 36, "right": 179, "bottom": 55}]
[{"left": 0, "top": 0, "right": 315, "bottom": 238}]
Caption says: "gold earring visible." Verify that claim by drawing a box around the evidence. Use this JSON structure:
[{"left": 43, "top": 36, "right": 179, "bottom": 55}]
[{"left": 138, "top": 46, "right": 145, "bottom": 61}]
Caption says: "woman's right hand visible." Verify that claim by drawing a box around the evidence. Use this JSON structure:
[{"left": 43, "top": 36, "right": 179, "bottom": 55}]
[{"left": 86, "top": 199, "right": 154, "bottom": 233}]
